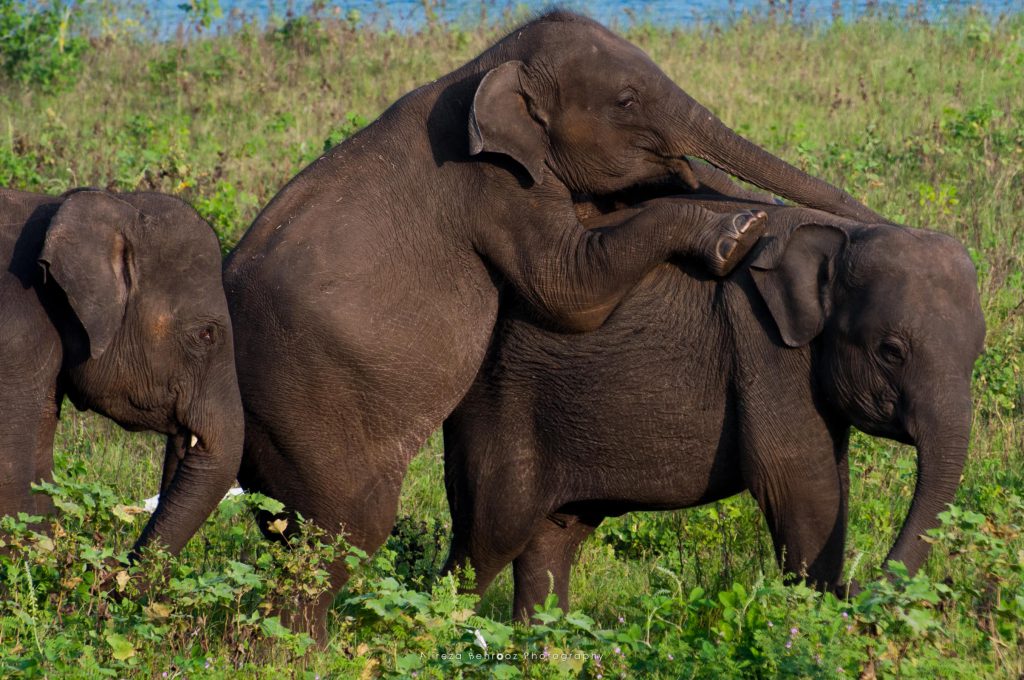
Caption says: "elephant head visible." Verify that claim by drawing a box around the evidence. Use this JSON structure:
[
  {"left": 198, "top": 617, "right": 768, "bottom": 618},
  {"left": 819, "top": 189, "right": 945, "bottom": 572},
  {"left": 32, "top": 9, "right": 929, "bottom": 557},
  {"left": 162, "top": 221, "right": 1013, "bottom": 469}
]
[
  {"left": 38, "top": 189, "right": 243, "bottom": 556},
  {"left": 750, "top": 222, "right": 986, "bottom": 576},
  {"left": 469, "top": 12, "right": 883, "bottom": 223}
]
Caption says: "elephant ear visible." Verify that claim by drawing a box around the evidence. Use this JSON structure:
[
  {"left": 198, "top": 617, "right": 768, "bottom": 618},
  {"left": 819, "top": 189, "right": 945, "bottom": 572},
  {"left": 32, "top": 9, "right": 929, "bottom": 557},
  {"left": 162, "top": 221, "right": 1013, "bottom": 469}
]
[
  {"left": 39, "top": 190, "right": 136, "bottom": 360},
  {"left": 749, "top": 224, "right": 847, "bottom": 348},
  {"left": 468, "top": 60, "right": 547, "bottom": 186}
]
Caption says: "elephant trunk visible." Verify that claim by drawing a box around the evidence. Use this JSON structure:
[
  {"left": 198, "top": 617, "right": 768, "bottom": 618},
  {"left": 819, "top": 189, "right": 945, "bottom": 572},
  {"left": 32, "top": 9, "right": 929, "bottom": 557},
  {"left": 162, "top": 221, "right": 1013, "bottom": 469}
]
[
  {"left": 134, "top": 361, "right": 244, "bottom": 557},
  {"left": 669, "top": 92, "right": 888, "bottom": 224},
  {"left": 885, "top": 382, "right": 972, "bottom": 576}
]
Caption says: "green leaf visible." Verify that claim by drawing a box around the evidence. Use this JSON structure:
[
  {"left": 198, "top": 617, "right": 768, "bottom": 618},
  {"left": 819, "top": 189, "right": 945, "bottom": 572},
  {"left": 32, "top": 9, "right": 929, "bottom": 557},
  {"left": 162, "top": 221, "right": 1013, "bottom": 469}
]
[
  {"left": 492, "top": 663, "right": 521, "bottom": 678},
  {"left": 106, "top": 633, "right": 135, "bottom": 661},
  {"left": 250, "top": 493, "right": 286, "bottom": 515},
  {"left": 396, "top": 653, "right": 422, "bottom": 672},
  {"left": 564, "top": 611, "right": 596, "bottom": 630},
  {"left": 52, "top": 496, "right": 83, "bottom": 517},
  {"left": 901, "top": 607, "right": 936, "bottom": 633},
  {"left": 260, "top": 616, "right": 292, "bottom": 638}
]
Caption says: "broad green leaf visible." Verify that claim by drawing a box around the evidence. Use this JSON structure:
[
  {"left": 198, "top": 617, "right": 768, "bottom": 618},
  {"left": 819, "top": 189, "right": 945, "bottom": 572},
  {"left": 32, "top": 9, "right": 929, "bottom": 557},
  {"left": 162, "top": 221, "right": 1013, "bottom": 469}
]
[{"left": 106, "top": 633, "right": 135, "bottom": 661}]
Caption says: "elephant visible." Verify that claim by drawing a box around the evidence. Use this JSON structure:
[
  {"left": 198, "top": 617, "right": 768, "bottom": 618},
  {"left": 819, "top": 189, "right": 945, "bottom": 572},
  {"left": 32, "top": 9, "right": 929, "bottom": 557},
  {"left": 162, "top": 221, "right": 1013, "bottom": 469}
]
[
  {"left": 223, "top": 11, "right": 886, "bottom": 635},
  {"left": 440, "top": 194, "right": 986, "bottom": 621},
  {"left": 0, "top": 187, "right": 243, "bottom": 558}
]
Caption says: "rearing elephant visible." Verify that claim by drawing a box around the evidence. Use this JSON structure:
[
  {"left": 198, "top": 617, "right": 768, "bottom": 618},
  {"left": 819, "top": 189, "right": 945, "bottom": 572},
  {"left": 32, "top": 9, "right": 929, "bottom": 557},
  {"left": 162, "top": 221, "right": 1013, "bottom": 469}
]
[
  {"left": 0, "top": 188, "right": 243, "bottom": 557},
  {"left": 223, "top": 11, "right": 885, "bottom": 635},
  {"left": 442, "top": 195, "right": 985, "bottom": 620}
]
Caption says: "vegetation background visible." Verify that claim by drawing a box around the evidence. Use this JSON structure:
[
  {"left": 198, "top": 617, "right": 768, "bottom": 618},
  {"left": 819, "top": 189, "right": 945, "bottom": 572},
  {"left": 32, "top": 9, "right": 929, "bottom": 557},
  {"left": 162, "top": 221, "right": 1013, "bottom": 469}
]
[{"left": 1, "top": 1, "right": 1022, "bottom": 677}]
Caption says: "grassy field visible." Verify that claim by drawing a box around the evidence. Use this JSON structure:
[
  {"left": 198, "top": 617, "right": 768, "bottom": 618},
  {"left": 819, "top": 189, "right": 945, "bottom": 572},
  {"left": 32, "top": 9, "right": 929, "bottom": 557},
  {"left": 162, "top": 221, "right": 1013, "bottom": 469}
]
[{"left": 2, "top": 3, "right": 1023, "bottom": 678}]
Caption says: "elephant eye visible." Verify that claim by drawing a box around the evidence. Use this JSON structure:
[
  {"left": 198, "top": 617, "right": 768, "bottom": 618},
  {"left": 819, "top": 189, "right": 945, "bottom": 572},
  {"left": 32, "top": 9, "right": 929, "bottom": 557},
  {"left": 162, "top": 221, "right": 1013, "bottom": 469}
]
[
  {"left": 616, "top": 89, "right": 639, "bottom": 110},
  {"left": 194, "top": 325, "right": 216, "bottom": 345},
  {"left": 879, "top": 338, "right": 907, "bottom": 365}
]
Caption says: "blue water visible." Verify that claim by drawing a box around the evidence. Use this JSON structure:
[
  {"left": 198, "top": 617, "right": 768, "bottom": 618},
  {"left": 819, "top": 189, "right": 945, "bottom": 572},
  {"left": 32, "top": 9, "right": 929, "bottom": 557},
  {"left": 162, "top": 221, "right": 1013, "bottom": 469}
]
[{"left": 139, "top": 0, "right": 1021, "bottom": 37}]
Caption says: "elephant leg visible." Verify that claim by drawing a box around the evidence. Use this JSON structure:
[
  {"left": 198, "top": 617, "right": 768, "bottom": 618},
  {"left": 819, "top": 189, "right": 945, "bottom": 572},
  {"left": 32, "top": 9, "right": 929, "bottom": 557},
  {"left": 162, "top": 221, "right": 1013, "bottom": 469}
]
[
  {"left": 277, "top": 480, "right": 402, "bottom": 644},
  {"left": 441, "top": 523, "right": 495, "bottom": 595},
  {"left": 440, "top": 415, "right": 546, "bottom": 602},
  {"left": 745, "top": 447, "right": 848, "bottom": 592},
  {"left": 441, "top": 492, "right": 546, "bottom": 603},
  {"left": 239, "top": 412, "right": 407, "bottom": 643},
  {"left": 0, "top": 394, "right": 58, "bottom": 521},
  {"left": 511, "top": 512, "right": 602, "bottom": 622},
  {"left": 442, "top": 525, "right": 533, "bottom": 603},
  {"left": 579, "top": 203, "right": 767, "bottom": 278},
  {"left": 0, "top": 444, "right": 36, "bottom": 519},
  {"left": 32, "top": 409, "right": 58, "bottom": 517}
]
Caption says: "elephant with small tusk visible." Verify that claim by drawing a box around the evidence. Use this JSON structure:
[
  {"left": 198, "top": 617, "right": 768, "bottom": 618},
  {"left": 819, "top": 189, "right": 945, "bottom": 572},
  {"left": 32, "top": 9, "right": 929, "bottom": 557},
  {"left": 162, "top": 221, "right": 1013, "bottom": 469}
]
[{"left": 0, "top": 187, "right": 244, "bottom": 559}]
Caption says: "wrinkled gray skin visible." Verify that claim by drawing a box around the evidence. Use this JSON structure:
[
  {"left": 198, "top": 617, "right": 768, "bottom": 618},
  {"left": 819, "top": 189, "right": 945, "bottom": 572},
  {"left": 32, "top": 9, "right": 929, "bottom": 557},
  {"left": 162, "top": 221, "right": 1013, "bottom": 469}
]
[
  {"left": 224, "top": 11, "right": 884, "bottom": 635},
  {"left": 443, "top": 196, "right": 985, "bottom": 620},
  {"left": 0, "top": 188, "right": 243, "bottom": 558}
]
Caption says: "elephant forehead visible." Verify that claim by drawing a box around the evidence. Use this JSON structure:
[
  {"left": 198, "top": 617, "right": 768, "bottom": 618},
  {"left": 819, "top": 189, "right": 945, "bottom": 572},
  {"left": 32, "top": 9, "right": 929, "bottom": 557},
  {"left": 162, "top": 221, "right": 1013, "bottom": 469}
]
[
  {"left": 556, "top": 45, "right": 656, "bottom": 93},
  {"left": 143, "top": 312, "right": 172, "bottom": 340},
  {"left": 137, "top": 256, "right": 228, "bottom": 321},
  {"left": 838, "top": 260, "right": 982, "bottom": 357},
  {"left": 154, "top": 231, "right": 222, "bottom": 271}
]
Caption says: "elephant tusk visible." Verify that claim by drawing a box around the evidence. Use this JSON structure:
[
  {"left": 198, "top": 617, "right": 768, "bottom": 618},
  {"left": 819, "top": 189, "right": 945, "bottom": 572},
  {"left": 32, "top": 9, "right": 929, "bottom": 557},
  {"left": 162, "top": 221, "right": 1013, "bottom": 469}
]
[{"left": 190, "top": 434, "right": 199, "bottom": 448}]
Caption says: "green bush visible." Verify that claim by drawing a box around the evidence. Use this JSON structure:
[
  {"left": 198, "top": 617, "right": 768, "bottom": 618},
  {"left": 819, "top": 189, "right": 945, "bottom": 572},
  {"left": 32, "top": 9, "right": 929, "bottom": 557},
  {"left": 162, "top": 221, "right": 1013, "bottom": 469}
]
[
  {"left": 0, "top": 0, "right": 86, "bottom": 91},
  {"left": 2, "top": 463, "right": 1021, "bottom": 677},
  {"left": 191, "top": 180, "right": 258, "bottom": 253}
]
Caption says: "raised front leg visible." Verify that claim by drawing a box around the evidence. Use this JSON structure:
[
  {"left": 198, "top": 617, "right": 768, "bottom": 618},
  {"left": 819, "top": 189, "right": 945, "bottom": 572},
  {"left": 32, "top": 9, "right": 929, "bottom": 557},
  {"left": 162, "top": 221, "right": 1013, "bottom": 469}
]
[
  {"left": 582, "top": 204, "right": 767, "bottom": 276},
  {"left": 479, "top": 193, "right": 765, "bottom": 332}
]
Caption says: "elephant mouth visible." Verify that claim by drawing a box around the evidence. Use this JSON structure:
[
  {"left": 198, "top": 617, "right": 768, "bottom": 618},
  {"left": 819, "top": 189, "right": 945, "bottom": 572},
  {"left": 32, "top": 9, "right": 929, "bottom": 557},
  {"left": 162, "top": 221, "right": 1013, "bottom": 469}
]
[
  {"left": 849, "top": 415, "right": 913, "bottom": 446},
  {"left": 179, "top": 426, "right": 206, "bottom": 454},
  {"left": 160, "top": 427, "right": 207, "bottom": 495},
  {"left": 650, "top": 152, "right": 699, "bottom": 189}
]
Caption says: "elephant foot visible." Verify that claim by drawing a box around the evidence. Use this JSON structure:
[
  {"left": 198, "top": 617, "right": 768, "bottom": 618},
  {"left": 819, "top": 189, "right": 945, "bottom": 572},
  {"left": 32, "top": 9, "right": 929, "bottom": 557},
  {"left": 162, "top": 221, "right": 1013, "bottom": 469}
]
[{"left": 708, "top": 210, "right": 767, "bottom": 276}]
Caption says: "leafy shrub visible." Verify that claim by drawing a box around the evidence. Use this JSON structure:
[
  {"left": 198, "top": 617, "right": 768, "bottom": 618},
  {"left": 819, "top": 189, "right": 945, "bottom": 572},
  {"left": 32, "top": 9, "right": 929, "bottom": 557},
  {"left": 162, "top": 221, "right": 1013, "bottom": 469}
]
[
  {"left": 0, "top": 0, "right": 86, "bottom": 90},
  {"left": 321, "top": 112, "right": 369, "bottom": 153},
  {"left": 272, "top": 15, "right": 326, "bottom": 54},
  {"left": 191, "top": 180, "right": 258, "bottom": 252},
  {"left": 177, "top": 0, "right": 222, "bottom": 34},
  {"left": 386, "top": 515, "right": 448, "bottom": 590},
  {"left": 0, "top": 463, "right": 336, "bottom": 676},
  {"left": 974, "top": 331, "right": 1024, "bottom": 418},
  {"left": 1, "top": 451, "right": 1022, "bottom": 676},
  {"left": 0, "top": 139, "right": 43, "bottom": 189}
]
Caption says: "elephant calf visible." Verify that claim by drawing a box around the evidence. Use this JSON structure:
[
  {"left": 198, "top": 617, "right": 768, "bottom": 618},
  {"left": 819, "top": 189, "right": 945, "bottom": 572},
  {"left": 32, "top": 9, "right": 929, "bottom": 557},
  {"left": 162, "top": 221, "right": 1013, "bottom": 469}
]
[
  {"left": 442, "top": 195, "right": 985, "bottom": 620},
  {"left": 0, "top": 188, "right": 243, "bottom": 557}
]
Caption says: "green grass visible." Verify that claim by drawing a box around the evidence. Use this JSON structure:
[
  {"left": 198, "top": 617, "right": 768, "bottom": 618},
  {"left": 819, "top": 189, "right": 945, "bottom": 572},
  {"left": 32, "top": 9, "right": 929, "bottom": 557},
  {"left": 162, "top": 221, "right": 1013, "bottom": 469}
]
[{"left": 2, "top": 5, "right": 1024, "bottom": 678}]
